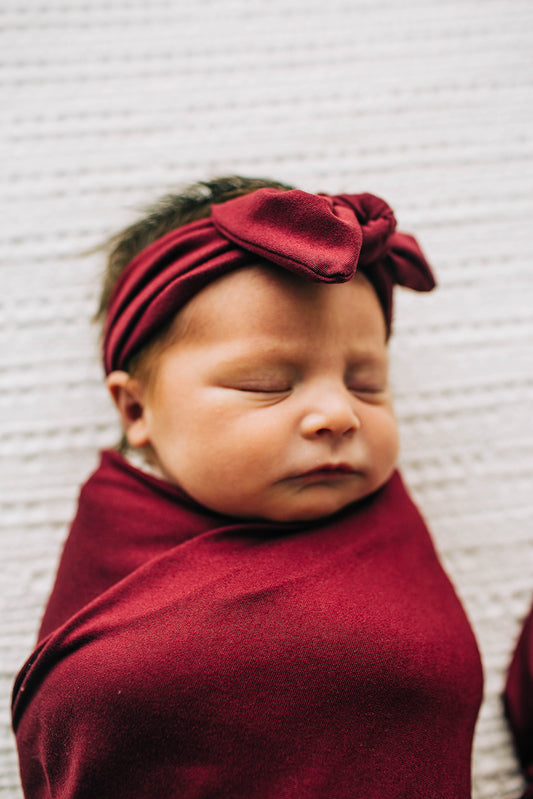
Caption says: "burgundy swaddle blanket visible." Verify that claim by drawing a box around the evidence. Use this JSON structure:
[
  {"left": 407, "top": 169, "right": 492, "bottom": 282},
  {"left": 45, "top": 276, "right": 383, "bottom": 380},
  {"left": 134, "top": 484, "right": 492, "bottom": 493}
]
[
  {"left": 13, "top": 451, "right": 483, "bottom": 798},
  {"left": 506, "top": 604, "right": 533, "bottom": 798}
]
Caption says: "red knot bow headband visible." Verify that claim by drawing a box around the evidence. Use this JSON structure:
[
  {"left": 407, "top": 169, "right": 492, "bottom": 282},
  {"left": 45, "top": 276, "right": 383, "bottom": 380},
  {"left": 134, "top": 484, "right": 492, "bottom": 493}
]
[{"left": 103, "top": 188, "right": 436, "bottom": 374}]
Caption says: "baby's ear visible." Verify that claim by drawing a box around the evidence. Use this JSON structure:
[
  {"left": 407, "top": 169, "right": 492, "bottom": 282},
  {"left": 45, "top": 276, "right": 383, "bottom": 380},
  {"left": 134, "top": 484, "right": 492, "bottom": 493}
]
[{"left": 106, "top": 371, "right": 150, "bottom": 448}]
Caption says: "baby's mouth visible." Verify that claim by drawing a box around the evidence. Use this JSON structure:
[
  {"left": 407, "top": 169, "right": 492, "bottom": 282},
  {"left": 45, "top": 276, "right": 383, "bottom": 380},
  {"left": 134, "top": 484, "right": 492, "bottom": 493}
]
[{"left": 290, "top": 464, "right": 357, "bottom": 481}]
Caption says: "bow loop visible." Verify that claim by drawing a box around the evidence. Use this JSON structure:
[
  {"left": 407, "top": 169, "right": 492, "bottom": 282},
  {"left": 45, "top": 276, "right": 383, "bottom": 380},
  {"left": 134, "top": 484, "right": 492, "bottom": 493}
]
[
  {"left": 211, "top": 189, "right": 363, "bottom": 282},
  {"left": 385, "top": 232, "right": 437, "bottom": 292}
]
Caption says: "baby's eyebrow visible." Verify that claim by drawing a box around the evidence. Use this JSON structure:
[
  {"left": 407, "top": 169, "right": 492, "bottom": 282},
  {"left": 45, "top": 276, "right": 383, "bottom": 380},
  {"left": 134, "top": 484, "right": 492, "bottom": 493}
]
[
  {"left": 346, "top": 351, "right": 389, "bottom": 369},
  {"left": 214, "top": 352, "right": 295, "bottom": 372}
]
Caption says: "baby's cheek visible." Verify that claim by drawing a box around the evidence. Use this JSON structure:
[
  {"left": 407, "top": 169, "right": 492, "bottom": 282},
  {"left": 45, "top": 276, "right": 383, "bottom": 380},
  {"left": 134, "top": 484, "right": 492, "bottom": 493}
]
[
  {"left": 388, "top": 416, "right": 400, "bottom": 456},
  {"left": 373, "top": 413, "right": 400, "bottom": 472}
]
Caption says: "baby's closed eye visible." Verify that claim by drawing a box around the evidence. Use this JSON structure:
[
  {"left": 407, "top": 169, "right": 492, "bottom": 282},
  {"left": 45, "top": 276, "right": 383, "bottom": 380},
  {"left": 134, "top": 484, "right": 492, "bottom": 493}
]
[
  {"left": 347, "top": 386, "right": 389, "bottom": 405},
  {"left": 217, "top": 368, "right": 293, "bottom": 394},
  {"left": 345, "top": 367, "right": 389, "bottom": 402},
  {"left": 233, "top": 381, "right": 292, "bottom": 394}
]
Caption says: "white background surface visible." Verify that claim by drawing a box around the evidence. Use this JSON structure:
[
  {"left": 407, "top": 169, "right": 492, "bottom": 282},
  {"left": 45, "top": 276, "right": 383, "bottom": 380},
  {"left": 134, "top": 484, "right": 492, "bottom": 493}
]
[{"left": 1, "top": 1, "right": 532, "bottom": 797}]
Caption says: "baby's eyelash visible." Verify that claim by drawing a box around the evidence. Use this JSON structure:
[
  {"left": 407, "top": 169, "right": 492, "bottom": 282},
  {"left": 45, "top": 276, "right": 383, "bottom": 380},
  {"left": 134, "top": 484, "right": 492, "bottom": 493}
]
[
  {"left": 349, "top": 385, "right": 384, "bottom": 393},
  {"left": 348, "top": 387, "right": 388, "bottom": 405},
  {"left": 237, "top": 385, "right": 291, "bottom": 393}
]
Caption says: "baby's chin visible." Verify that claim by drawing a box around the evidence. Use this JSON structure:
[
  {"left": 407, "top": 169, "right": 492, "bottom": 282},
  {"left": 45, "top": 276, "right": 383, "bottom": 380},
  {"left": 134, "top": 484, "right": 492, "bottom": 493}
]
[
  {"left": 254, "top": 476, "right": 394, "bottom": 523},
  {"left": 252, "top": 493, "right": 374, "bottom": 524}
]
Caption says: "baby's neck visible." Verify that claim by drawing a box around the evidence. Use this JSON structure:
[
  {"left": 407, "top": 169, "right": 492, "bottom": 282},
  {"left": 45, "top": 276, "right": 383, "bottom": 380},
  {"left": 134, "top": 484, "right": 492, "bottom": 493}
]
[{"left": 123, "top": 446, "right": 167, "bottom": 481}]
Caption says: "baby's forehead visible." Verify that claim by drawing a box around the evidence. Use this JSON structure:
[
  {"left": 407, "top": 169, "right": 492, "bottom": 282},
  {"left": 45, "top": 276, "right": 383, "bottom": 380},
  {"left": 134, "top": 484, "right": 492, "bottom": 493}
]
[
  {"left": 171, "top": 263, "right": 387, "bottom": 349},
  {"left": 183, "top": 262, "right": 374, "bottom": 312}
]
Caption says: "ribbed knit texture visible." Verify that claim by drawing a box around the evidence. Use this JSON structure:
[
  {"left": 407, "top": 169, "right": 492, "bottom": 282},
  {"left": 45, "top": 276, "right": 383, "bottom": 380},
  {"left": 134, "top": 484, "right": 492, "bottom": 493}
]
[{"left": 1, "top": 1, "right": 532, "bottom": 797}]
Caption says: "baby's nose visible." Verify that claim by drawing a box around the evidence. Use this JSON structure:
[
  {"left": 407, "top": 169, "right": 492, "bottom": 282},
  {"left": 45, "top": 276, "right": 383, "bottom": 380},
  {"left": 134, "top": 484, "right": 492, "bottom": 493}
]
[{"left": 299, "top": 389, "right": 361, "bottom": 438}]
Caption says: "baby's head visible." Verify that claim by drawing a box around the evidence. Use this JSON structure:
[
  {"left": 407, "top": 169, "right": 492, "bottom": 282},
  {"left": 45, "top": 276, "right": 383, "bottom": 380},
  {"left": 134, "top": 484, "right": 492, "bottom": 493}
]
[{"left": 99, "top": 176, "right": 435, "bottom": 522}]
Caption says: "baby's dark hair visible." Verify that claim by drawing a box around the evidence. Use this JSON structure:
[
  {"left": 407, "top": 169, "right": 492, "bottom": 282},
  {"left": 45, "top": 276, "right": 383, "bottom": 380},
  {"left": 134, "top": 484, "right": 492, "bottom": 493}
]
[{"left": 96, "top": 175, "right": 295, "bottom": 334}]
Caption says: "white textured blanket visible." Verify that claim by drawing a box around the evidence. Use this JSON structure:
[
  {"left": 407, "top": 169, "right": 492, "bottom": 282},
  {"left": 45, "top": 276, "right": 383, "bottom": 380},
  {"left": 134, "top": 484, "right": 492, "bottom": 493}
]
[{"left": 1, "top": 1, "right": 532, "bottom": 797}]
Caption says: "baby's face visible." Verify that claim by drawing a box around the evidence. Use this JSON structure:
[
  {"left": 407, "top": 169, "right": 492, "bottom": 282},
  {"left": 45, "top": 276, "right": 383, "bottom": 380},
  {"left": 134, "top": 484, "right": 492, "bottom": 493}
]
[{"left": 131, "top": 265, "right": 399, "bottom": 522}]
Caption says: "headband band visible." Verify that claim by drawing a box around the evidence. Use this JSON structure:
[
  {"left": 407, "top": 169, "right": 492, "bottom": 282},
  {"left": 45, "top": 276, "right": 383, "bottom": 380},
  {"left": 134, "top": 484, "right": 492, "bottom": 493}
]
[{"left": 103, "top": 188, "right": 435, "bottom": 373}]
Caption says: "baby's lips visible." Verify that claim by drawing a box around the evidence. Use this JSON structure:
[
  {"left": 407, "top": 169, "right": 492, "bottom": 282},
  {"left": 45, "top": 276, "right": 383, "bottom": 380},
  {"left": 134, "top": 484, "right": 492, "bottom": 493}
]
[{"left": 287, "top": 463, "right": 358, "bottom": 479}]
